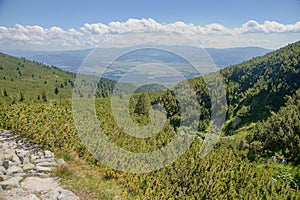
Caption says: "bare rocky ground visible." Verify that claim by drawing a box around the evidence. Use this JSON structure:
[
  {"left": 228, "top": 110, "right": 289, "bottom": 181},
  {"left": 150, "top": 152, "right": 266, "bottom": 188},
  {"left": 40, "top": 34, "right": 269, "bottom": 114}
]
[{"left": 0, "top": 130, "right": 80, "bottom": 200}]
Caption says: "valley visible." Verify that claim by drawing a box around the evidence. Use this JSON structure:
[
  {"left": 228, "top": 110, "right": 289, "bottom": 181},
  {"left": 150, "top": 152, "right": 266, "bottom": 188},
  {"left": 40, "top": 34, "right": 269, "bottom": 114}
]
[{"left": 0, "top": 41, "right": 299, "bottom": 199}]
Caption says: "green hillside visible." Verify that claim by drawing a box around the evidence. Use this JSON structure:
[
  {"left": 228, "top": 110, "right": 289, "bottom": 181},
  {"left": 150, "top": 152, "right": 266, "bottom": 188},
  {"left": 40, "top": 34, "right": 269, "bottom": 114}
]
[
  {"left": 221, "top": 41, "right": 300, "bottom": 130},
  {"left": 0, "top": 53, "right": 138, "bottom": 103},
  {"left": 244, "top": 89, "right": 300, "bottom": 164},
  {"left": 151, "top": 42, "right": 300, "bottom": 136},
  {"left": 0, "top": 53, "right": 76, "bottom": 102}
]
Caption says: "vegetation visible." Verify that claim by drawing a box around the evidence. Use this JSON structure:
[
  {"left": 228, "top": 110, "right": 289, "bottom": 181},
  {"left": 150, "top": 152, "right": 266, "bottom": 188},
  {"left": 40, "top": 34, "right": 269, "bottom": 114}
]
[
  {"left": 243, "top": 89, "right": 300, "bottom": 164},
  {"left": 0, "top": 53, "right": 75, "bottom": 102},
  {"left": 0, "top": 41, "right": 300, "bottom": 199},
  {"left": 134, "top": 92, "right": 151, "bottom": 116},
  {"left": 0, "top": 53, "right": 139, "bottom": 102},
  {"left": 220, "top": 42, "right": 300, "bottom": 131}
]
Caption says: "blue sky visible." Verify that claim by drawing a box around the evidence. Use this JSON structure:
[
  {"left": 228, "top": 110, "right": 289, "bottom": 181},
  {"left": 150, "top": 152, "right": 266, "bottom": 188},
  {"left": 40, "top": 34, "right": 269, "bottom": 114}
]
[
  {"left": 0, "top": 0, "right": 299, "bottom": 28},
  {"left": 0, "top": 0, "right": 299, "bottom": 50}
]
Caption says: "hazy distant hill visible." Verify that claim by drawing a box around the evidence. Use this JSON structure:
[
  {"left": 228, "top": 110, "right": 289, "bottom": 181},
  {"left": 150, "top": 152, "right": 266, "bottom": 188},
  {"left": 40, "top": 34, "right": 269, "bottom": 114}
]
[
  {"left": 205, "top": 46, "right": 271, "bottom": 68},
  {"left": 0, "top": 52, "right": 171, "bottom": 103},
  {"left": 3, "top": 46, "right": 271, "bottom": 77}
]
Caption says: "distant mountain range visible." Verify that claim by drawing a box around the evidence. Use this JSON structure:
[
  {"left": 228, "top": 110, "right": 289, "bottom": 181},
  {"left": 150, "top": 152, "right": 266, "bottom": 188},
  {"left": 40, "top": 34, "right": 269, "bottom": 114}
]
[{"left": 2, "top": 46, "right": 271, "bottom": 81}]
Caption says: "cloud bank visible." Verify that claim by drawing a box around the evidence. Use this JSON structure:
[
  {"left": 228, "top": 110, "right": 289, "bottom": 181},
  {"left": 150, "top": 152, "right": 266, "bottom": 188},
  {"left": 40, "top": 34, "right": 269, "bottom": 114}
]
[{"left": 0, "top": 18, "right": 299, "bottom": 50}]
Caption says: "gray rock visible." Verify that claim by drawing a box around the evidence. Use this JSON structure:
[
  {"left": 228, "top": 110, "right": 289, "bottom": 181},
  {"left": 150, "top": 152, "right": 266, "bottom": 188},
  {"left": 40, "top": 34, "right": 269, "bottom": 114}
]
[
  {"left": 7, "top": 166, "right": 23, "bottom": 176},
  {"left": 265, "top": 105, "right": 273, "bottom": 110},
  {"left": 12, "top": 153, "right": 21, "bottom": 166},
  {"left": 2, "top": 187, "right": 26, "bottom": 200},
  {"left": 232, "top": 116, "right": 241, "bottom": 128},
  {"left": 0, "top": 176, "right": 21, "bottom": 189},
  {"left": 16, "top": 149, "right": 30, "bottom": 163},
  {"left": 13, "top": 172, "right": 26, "bottom": 177},
  {"left": 22, "top": 156, "right": 30, "bottom": 165},
  {"left": 0, "top": 131, "right": 77, "bottom": 199},
  {"left": 4, "top": 149, "right": 15, "bottom": 160},
  {"left": 5, "top": 150, "right": 14, "bottom": 160},
  {"left": 282, "top": 158, "right": 287, "bottom": 165},
  {"left": 37, "top": 152, "right": 44, "bottom": 159},
  {"left": 21, "top": 177, "right": 59, "bottom": 194},
  {"left": 32, "top": 158, "right": 55, "bottom": 164},
  {"left": 30, "top": 154, "right": 39, "bottom": 161},
  {"left": 37, "top": 161, "right": 57, "bottom": 167},
  {"left": 42, "top": 187, "right": 80, "bottom": 200},
  {"left": 0, "top": 166, "right": 7, "bottom": 175},
  {"left": 0, "top": 174, "right": 8, "bottom": 181},
  {"left": 20, "top": 194, "right": 41, "bottom": 200},
  {"left": 27, "top": 172, "right": 49, "bottom": 178},
  {"left": 34, "top": 166, "right": 52, "bottom": 173},
  {"left": 44, "top": 150, "right": 54, "bottom": 158},
  {"left": 3, "top": 160, "right": 14, "bottom": 170},
  {"left": 23, "top": 163, "right": 35, "bottom": 171},
  {"left": 0, "top": 185, "right": 3, "bottom": 198},
  {"left": 56, "top": 158, "right": 66, "bottom": 166}
]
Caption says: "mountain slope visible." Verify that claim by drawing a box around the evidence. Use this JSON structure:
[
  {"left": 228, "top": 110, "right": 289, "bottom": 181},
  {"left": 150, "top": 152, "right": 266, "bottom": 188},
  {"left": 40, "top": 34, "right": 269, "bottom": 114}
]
[
  {"left": 158, "top": 41, "right": 300, "bottom": 134},
  {"left": 221, "top": 41, "right": 300, "bottom": 130},
  {"left": 0, "top": 53, "right": 131, "bottom": 102},
  {"left": 244, "top": 88, "right": 300, "bottom": 163},
  {"left": 0, "top": 52, "right": 75, "bottom": 102}
]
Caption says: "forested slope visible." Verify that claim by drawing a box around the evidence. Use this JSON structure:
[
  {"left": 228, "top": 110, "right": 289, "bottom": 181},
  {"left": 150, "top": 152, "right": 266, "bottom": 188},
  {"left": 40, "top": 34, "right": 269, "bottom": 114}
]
[{"left": 221, "top": 42, "right": 300, "bottom": 129}]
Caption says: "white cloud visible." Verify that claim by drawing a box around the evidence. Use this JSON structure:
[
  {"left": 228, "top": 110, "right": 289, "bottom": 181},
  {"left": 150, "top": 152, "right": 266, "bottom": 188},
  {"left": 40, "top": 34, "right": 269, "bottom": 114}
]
[
  {"left": 236, "top": 20, "right": 300, "bottom": 34},
  {"left": 0, "top": 18, "right": 299, "bottom": 50}
]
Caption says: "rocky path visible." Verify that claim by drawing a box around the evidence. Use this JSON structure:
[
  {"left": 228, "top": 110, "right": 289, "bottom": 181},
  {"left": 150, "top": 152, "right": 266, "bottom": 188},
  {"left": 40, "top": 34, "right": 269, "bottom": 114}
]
[{"left": 0, "top": 130, "right": 80, "bottom": 200}]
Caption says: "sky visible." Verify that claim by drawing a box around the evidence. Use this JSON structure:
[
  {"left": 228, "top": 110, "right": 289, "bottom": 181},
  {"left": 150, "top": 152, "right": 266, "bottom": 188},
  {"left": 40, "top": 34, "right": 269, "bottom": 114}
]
[{"left": 0, "top": 0, "right": 299, "bottom": 50}]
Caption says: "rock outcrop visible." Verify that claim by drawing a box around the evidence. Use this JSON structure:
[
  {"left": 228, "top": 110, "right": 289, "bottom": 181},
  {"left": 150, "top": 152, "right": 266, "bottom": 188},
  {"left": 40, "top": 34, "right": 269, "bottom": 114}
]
[{"left": 0, "top": 130, "right": 79, "bottom": 200}]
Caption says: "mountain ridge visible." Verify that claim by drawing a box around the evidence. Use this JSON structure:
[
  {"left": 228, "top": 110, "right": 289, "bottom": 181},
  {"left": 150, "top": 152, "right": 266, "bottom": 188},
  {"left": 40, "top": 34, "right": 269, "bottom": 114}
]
[{"left": 2, "top": 46, "right": 271, "bottom": 76}]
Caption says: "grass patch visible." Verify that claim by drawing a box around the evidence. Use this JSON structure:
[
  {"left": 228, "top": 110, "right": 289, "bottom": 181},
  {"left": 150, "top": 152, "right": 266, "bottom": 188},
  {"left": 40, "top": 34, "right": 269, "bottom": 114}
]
[{"left": 53, "top": 150, "right": 129, "bottom": 200}]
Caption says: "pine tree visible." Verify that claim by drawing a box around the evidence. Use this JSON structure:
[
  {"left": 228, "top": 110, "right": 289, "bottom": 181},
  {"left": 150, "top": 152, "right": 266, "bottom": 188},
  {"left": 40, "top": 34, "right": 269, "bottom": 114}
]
[
  {"left": 134, "top": 93, "right": 151, "bottom": 116},
  {"left": 55, "top": 87, "right": 59, "bottom": 94},
  {"left": 42, "top": 91, "right": 47, "bottom": 101},
  {"left": 19, "top": 92, "right": 24, "bottom": 101},
  {"left": 3, "top": 89, "right": 8, "bottom": 97}
]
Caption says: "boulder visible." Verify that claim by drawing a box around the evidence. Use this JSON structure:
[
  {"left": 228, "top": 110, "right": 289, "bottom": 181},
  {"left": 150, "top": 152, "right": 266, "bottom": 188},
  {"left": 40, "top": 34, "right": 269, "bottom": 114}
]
[
  {"left": 3, "top": 160, "right": 14, "bottom": 170},
  {"left": 44, "top": 150, "right": 54, "bottom": 158},
  {"left": 0, "top": 166, "right": 7, "bottom": 175},
  {"left": 0, "top": 185, "right": 3, "bottom": 197},
  {"left": 37, "top": 161, "right": 57, "bottom": 167},
  {"left": 42, "top": 187, "right": 80, "bottom": 200},
  {"left": 232, "top": 116, "right": 241, "bottom": 128},
  {"left": 7, "top": 166, "right": 23, "bottom": 176},
  {"left": 0, "top": 174, "right": 8, "bottom": 181},
  {"left": 16, "top": 149, "right": 30, "bottom": 164},
  {"left": 33, "top": 166, "right": 53, "bottom": 173},
  {"left": 23, "top": 163, "right": 35, "bottom": 171},
  {"left": 12, "top": 153, "right": 21, "bottom": 166},
  {"left": 20, "top": 194, "right": 41, "bottom": 200},
  {"left": 37, "top": 152, "right": 44, "bottom": 159},
  {"left": 2, "top": 187, "right": 27, "bottom": 200},
  {"left": 32, "top": 158, "right": 55, "bottom": 164},
  {"left": 21, "top": 177, "right": 59, "bottom": 194},
  {"left": 56, "top": 158, "right": 66, "bottom": 166},
  {"left": 27, "top": 172, "right": 49, "bottom": 178},
  {"left": 0, "top": 176, "right": 21, "bottom": 189}
]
